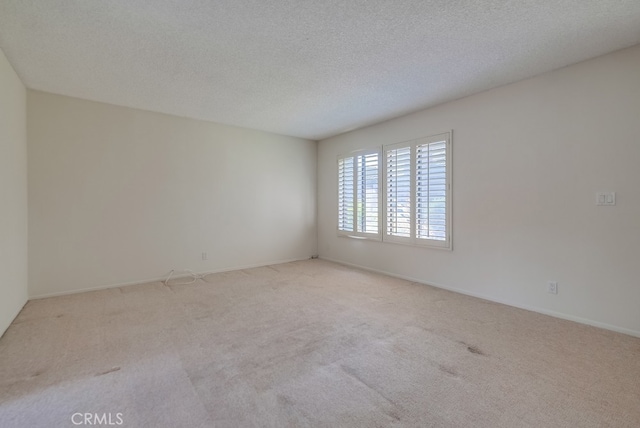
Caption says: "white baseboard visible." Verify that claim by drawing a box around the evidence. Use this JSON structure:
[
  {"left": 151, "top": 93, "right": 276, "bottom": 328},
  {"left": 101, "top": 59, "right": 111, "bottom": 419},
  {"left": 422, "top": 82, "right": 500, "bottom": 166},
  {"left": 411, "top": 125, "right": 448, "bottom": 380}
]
[
  {"left": 29, "top": 257, "right": 310, "bottom": 300},
  {"left": 319, "top": 256, "right": 640, "bottom": 339}
]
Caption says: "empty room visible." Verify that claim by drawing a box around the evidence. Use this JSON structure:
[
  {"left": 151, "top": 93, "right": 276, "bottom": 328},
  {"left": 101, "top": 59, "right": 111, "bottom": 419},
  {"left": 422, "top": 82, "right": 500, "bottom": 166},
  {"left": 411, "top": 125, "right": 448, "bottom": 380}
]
[{"left": 1, "top": 1, "right": 640, "bottom": 427}]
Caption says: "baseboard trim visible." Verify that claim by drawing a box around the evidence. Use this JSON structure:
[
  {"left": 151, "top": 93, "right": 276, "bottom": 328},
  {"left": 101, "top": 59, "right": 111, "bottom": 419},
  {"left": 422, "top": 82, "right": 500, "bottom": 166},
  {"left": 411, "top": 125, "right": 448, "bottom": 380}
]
[
  {"left": 319, "top": 256, "right": 640, "bottom": 339},
  {"left": 29, "top": 257, "right": 310, "bottom": 300}
]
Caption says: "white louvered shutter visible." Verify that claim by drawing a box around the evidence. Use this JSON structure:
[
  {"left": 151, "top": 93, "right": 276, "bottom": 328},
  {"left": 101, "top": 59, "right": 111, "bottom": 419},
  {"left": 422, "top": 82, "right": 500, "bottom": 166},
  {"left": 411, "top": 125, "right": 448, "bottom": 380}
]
[
  {"left": 416, "top": 138, "right": 447, "bottom": 241},
  {"left": 385, "top": 146, "right": 412, "bottom": 238},
  {"left": 338, "top": 156, "right": 354, "bottom": 232},
  {"left": 356, "top": 153, "right": 379, "bottom": 234},
  {"left": 382, "top": 132, "right": 451, "bottom": 248},
  {"left": 338, "top": 149, "right": 381, "bottom": 238}
]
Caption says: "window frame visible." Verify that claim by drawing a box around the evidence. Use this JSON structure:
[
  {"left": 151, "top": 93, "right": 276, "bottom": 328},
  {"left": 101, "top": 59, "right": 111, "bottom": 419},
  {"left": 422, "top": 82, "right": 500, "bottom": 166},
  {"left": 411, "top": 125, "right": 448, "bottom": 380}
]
[
  {"left": 382, "top": 132, "right": 452, "bottom": 250},
  {"left": 337, "top": 147, "right": 382, "bottom": 240}
]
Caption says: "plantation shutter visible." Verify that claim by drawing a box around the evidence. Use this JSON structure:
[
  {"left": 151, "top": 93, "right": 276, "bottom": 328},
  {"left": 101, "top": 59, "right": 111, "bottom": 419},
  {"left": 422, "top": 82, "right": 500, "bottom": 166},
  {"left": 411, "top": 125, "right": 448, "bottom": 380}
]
[
  {"left": 382, "top": 132, "right": 451, "bottom": 248},
  {"left": 338, "top": 156, "right": 354, "bottom": 232},
  {"left": 356, "top": 153, "right": 379, "bottom": 234},
  {"left": 385, "top": 146, "right": 412, "bottom": 238},
  {"left": 416, "top": 138, "right": 447, "bottom": 241},
  {"left": 338, "top": 149, "right": 381, "bottom": 238}
]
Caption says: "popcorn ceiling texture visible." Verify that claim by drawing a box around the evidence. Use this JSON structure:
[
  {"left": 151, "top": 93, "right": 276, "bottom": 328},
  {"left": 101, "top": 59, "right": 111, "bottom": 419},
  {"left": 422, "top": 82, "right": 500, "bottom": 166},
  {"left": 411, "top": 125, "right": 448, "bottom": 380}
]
[{"left": 0, "top": 0, "right": 639, "bottom": 140}]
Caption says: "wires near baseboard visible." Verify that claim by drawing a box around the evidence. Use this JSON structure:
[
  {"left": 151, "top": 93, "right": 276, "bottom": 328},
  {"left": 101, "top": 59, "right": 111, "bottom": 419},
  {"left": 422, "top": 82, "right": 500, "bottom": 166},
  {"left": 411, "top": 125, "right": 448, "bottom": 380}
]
[{"left": 164, "top": 269, "right": 207, "bottom": 286}]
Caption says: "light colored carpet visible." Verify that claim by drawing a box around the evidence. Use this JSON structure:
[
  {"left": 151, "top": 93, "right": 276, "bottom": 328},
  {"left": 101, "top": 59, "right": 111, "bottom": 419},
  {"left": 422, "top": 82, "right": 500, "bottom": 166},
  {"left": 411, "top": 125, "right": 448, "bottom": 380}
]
[{"left": 1, "top": 259, "right": 639, "bottom": 427}]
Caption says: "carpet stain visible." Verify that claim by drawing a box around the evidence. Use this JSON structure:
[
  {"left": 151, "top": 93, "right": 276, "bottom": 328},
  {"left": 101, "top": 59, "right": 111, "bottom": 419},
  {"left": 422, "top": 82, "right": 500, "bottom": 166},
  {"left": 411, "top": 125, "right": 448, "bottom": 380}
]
[
  {"left": 277, "top": 394, "right": 295, "bottom": 406},
  {"left": 466, "top": 345, "right": 485, "bottom": 355},
  {"left": 341, "top": 365, "right": 401, "bottom": 410},
  {"left": 438, "top": 364, "right": 459, "bottom": 377},
  {"left": 458, "top": 340, "right": 487, "bottom": 356},
  {"left": 386, "top": 409, "right": 401, "bottom": 421},
  {"left": 95, "top": 367, "right": 121, "bottom": 377}
]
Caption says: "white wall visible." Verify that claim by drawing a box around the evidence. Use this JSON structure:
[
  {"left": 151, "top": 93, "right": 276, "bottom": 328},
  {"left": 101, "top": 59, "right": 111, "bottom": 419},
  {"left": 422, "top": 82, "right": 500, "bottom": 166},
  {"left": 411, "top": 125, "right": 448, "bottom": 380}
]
[
  {"left": 28, "top": 91, "right": 317, "bottom": 297},
  {"left": 0, "top": 48, "right": 28, "bottom": 336},
  {"left": 318, "top": 44, "right": 640, "bottom": 337}
]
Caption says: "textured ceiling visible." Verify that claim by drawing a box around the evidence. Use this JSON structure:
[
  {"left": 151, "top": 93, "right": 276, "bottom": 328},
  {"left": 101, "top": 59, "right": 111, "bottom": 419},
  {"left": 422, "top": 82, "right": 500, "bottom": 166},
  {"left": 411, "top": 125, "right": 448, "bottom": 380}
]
[{"left": 1, "top": 1, "right": 639, "bottom": 140}]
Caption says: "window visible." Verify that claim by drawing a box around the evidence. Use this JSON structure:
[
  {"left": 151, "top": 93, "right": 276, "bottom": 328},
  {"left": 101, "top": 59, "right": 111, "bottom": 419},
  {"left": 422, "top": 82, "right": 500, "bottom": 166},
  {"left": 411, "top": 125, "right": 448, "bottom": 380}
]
[
  {"left": 337, "top": 148, "right": 381, "bottom": 238},
  {"left": 384, "top": 132, "right": 451, "bottom": 249},
  {"left": 336, "top": 133, "right": 451, "bottom": 249}
]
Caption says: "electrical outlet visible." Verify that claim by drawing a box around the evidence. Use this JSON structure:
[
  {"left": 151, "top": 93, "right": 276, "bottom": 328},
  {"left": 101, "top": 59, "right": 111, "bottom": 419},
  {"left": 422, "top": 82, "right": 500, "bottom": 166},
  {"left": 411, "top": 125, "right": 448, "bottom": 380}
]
[
  {"left": 202, "top": 252, "right": 207, "bottom": 261},
  {"left": 548, "top": 281, "right": 558, "bottom": 294}
]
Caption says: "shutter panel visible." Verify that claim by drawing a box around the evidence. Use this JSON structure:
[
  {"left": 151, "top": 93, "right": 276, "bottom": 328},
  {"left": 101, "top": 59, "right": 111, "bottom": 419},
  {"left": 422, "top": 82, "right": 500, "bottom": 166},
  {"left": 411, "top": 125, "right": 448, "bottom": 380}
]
[
  {"left": 356, "top": 153, "right": 379, "bottom": 234},
  {"left": 386, "top": 146, "right": 412, "bottom": 237},
  {"left": 338, "top": 150, "right": 381, "bottom": 239},
  {"left": 416, "top": 139, "right": 447, "bottom": 241},
  {"left": 338, "top": 156, "right": 354, "bottom": 232}
]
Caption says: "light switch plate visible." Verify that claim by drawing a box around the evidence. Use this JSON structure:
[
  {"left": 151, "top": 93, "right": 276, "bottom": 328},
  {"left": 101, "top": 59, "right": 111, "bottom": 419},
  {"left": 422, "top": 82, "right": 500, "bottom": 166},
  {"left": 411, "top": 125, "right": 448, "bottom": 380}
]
[{"left": 596, "top": 192, "right": 616, "bottom": 206}]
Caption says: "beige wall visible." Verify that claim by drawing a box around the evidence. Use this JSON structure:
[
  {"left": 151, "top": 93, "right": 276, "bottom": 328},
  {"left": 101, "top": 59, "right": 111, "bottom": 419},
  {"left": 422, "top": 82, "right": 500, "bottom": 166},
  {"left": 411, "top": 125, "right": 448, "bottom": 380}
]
[
  {"left": 318, "top": 44, "right": 640, "bottom": 336},
  {"left": 0, "top": 48, "right": 28, "bottom": 336},
  {"left": 28, "top": 91, "right": 317, "bottom": 297}
]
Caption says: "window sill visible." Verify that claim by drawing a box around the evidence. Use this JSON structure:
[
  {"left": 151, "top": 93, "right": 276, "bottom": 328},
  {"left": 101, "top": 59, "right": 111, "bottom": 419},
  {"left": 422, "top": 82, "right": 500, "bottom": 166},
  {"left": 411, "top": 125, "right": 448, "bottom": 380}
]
[{"left": 338, "top": 232, "right": 451, "bottom": 250}]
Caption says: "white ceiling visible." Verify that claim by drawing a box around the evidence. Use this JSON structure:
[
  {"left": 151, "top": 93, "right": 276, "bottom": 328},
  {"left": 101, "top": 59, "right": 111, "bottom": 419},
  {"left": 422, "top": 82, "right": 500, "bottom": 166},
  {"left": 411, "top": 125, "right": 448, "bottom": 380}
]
[{"left": 1, "top": 1, "right": 639, "bottom": 140}]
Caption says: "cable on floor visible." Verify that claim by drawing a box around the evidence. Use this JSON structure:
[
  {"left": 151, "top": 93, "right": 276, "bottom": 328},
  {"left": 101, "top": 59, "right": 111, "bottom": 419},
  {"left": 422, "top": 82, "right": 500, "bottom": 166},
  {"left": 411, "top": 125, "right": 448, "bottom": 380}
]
[{"left": 164, "top": 269, "right": 207, "bottom": 286}]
